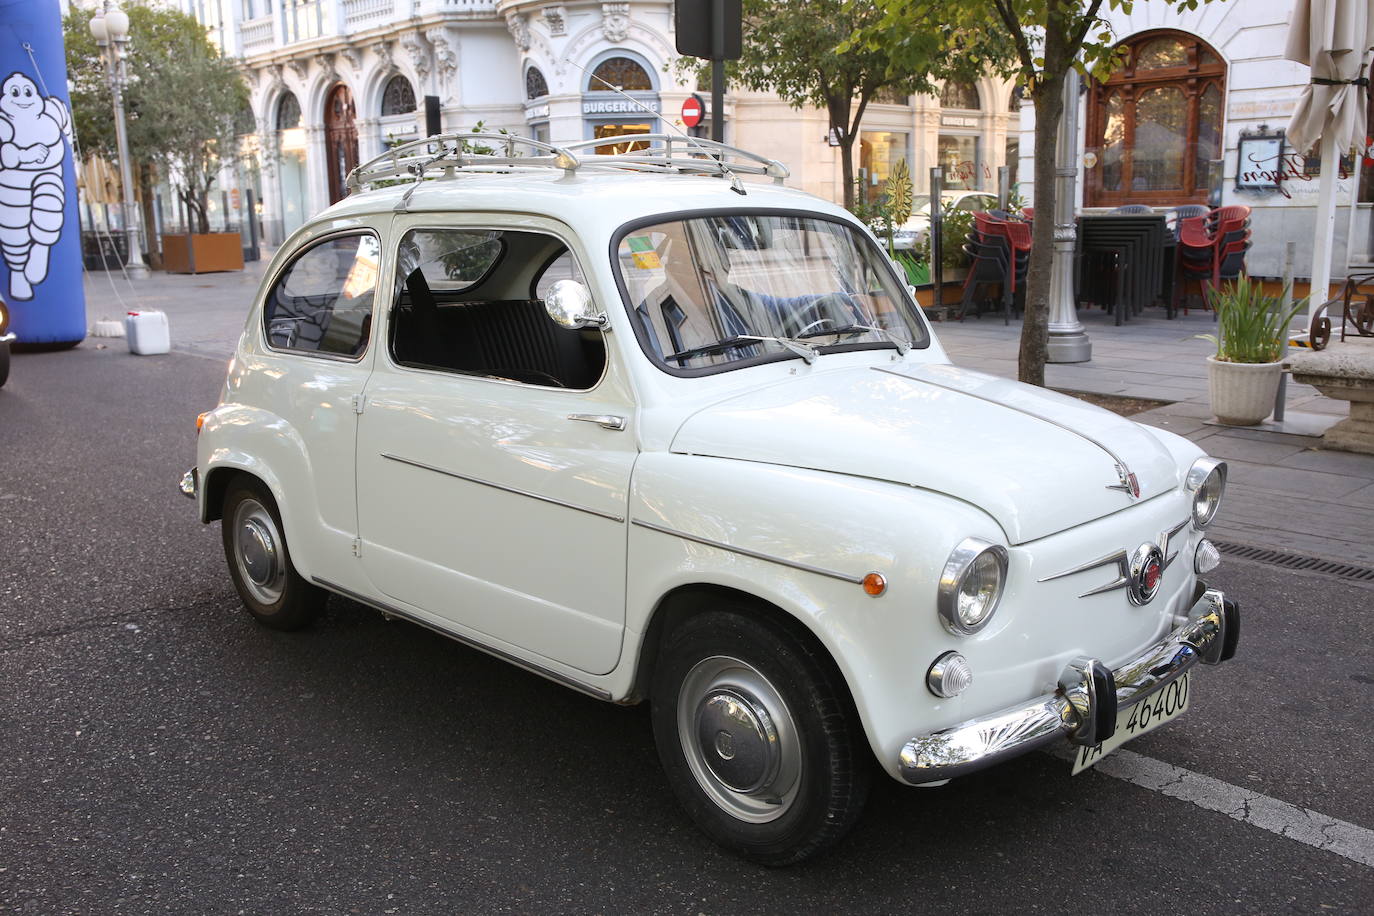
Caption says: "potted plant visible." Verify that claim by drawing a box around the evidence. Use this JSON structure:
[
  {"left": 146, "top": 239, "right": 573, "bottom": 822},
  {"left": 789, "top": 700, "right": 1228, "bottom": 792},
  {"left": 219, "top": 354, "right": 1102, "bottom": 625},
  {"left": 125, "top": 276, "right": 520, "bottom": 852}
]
[{"left": 1199, "top": 274, "right": 1307, "bottom": 425}]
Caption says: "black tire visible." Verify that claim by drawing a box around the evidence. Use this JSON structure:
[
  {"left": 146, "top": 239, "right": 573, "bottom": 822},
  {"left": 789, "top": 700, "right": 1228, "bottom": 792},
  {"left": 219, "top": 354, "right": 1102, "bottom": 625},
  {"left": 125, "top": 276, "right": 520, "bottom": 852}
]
[
  {"left": 650, "top": 607, "right": 871, "bottom": 865},
  {"left": 0, "top": 342, "right": 9, "bottom": 389},
  {"left": 220, "top": 476, "right": 325, "bottom": 630}
]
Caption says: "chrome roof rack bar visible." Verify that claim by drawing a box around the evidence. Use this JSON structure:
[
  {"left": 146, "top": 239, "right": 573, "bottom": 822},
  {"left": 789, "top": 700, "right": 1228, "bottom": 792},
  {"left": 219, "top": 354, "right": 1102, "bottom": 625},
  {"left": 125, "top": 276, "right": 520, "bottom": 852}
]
[
  {"left": 559, "top": 134, "right": 790, "bottom": 184},
  {"left": 347, "top": 133, "right": 581, "bottom": 193},
  {"left": 344, "top": 131, "right": 789, "bottom": 194}
]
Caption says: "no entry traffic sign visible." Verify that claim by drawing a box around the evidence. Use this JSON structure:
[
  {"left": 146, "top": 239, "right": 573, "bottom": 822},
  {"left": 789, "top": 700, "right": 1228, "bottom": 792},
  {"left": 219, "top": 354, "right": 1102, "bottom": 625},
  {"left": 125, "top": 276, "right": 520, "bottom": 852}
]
[{"left": 681, "top": 94, "right": 704, "bottom": 128}]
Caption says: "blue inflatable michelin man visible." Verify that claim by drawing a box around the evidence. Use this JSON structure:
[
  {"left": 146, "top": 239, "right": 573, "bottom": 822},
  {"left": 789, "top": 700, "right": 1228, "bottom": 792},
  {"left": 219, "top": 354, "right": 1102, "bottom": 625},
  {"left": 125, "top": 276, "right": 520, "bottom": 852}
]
[{"left": 0, "top": 0, "right": 87, "bottom": 353}]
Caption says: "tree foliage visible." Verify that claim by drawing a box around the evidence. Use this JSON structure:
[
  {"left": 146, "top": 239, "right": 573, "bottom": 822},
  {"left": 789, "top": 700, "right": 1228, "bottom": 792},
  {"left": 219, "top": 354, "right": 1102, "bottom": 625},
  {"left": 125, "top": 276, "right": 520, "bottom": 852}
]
[
  {"left": 859, "top": 0, "right": 1214, "bottom": 386},
  {"left": 711, "top": 0, "right": 1014, "bottom": 208},
  {"left": 64, "top": 2, "right": 249, "bottom": 234}
]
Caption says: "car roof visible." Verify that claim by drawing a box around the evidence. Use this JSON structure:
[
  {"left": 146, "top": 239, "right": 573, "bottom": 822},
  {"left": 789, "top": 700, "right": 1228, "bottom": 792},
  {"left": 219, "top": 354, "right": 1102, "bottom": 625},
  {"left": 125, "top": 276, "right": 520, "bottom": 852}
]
[{"left": 315, "top": 169, "right": 854, "bottom": 237}]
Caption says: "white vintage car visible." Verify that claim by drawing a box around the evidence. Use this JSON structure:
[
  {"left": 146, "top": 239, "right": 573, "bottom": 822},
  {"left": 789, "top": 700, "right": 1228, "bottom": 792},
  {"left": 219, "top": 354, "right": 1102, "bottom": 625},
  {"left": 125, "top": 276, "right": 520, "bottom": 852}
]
[{"left": 181, "top": 135, "right": 1238, "bottom": 865}]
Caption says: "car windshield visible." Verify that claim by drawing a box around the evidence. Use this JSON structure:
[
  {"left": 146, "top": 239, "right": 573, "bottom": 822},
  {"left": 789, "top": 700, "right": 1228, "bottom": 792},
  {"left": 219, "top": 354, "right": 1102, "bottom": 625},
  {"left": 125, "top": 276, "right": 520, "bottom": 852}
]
[{"left": 616, "top": 214, "right": 928, "bottom": 373}]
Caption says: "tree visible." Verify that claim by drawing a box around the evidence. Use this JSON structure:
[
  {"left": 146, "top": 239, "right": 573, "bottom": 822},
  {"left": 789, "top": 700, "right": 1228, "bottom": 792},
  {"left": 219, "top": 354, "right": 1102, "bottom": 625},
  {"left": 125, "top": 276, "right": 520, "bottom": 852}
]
[
  {"left": 715, "top": 1, "right": 1009, "bottom": 209},
  {"left": 861, "top": 0, "right": 1214, "bottom": 386},
  {"left": 64, "top": 2, "right": 249, "bottom": 235}
]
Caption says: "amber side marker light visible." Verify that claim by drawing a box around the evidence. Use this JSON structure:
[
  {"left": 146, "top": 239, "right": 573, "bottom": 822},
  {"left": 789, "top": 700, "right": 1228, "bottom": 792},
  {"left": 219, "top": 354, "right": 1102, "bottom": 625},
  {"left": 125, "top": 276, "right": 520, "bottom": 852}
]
[
  {"left": 863, "top": 572, "right": 887, "bottom": 597},
  {"left": 196, "top": 412, "right": 208, "bottom": 433}
]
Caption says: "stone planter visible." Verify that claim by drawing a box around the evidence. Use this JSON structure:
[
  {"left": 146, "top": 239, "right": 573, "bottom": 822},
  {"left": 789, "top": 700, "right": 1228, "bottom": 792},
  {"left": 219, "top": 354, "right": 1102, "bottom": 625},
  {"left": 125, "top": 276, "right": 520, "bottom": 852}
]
[
  {"left": 161, "top": 232, "right": 244, "bottom": 274},
  {"left": 1207, "top": 355, "right": 1283, "bottom": 426},
  {"left": 1288, "top": 338, "right": 1374, "bottom": 454}
]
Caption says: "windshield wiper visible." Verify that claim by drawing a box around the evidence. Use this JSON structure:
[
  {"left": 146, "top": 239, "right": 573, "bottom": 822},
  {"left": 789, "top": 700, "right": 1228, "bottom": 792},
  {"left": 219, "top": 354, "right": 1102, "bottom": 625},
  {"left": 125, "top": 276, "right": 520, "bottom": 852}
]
[
  {"left": 795, "top": 323, "right": 910, "bottom": 355},
  {"left": 666, "top": 334, "right": 817, "bottom": 365}
]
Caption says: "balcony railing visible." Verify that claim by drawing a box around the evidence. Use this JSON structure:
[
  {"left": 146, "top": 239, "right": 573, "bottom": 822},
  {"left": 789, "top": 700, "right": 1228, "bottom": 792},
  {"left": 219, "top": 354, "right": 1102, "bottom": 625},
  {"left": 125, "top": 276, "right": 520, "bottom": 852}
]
[
  {"left": 240, "top": 15, "right": 274, "bottom": 53},
  {"left": 237, "top": 0, "right": 500, "bottom": 55}
]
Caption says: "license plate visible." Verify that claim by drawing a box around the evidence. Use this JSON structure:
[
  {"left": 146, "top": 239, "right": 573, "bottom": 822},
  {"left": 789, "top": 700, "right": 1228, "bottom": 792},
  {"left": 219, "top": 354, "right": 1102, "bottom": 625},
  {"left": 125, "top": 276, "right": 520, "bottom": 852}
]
[{"left": 1072, "top": 672, "right": 1191, "bottom": 774}]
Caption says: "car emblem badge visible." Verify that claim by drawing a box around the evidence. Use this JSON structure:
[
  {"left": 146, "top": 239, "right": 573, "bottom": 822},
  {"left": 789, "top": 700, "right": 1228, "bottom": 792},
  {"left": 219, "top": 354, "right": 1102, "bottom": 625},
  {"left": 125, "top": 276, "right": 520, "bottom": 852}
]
[
  {"left": 1108, "top": 463, "right": 1141, "bottom": 499},
  {"left": 1127, "top": 543, "right": 1165, "bottom": 606}
]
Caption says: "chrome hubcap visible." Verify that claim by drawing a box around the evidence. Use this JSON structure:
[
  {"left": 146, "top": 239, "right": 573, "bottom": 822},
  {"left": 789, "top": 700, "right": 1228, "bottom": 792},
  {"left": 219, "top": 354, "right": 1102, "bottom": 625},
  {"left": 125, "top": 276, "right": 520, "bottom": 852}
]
[
  {"left": 232, "top": 498, "right": 285, "bottom": 605},
  {"left": 677, "top": 656, "right": 801, "bottom": 823}
]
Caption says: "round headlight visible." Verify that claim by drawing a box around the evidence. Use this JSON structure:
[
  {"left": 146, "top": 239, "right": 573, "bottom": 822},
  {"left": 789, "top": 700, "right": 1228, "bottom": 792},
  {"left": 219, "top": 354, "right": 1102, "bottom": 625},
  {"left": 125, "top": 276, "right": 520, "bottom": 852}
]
[
  {"left": 1186, "top": 457, "right": 1227, "bottom": 529},
  {"left": 938, "top": 537, "right": 1009, "bottom": 635}
]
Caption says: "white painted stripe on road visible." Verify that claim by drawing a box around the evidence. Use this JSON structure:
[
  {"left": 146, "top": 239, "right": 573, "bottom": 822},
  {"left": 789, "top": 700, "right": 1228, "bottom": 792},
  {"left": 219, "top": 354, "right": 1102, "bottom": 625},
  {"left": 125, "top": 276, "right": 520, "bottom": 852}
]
[{"left": 1049, "top": 746, "right": 1374, "bottom": 868}]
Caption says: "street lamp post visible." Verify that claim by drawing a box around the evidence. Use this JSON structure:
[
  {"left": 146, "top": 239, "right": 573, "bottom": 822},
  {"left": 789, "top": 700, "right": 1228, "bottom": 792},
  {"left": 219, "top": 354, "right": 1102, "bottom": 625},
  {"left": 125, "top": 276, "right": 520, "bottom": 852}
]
[
  {"left": 1046, "top": 69, "right": 1090, "bottom": 363},
  {"left": 89, "top": 3, "right": 148, "bottom": 279}
]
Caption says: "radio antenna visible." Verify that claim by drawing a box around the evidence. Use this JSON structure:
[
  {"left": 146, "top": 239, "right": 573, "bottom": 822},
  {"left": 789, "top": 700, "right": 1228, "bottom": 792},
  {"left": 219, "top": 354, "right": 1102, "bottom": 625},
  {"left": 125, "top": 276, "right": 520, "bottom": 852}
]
[{"left": 564, "top": 57, "right": 747, "bottom": 195}]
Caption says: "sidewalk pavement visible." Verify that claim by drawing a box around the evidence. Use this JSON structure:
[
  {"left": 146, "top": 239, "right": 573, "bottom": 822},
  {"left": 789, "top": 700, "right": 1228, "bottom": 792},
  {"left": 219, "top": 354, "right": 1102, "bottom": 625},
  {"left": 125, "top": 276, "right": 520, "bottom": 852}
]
[{"left": 83, "top": 265, "right": 1374, "bottom": 568}]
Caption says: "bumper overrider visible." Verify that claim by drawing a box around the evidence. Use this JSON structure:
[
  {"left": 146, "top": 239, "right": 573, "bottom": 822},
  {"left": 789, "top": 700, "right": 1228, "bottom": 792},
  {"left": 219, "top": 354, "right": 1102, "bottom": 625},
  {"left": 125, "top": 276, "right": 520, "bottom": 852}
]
[
  {"left": 898, "top": 586, "right": 1239, "bottom": 783},
  {"left": 1, "top": 332, "right": 15, "bottom": 344}
]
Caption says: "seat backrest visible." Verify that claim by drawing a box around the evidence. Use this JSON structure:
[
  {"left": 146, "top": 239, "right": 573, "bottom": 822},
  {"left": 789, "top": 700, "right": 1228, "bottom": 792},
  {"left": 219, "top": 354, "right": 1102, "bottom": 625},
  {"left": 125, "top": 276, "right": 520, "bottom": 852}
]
[
  {"left": 391, "top": 268, "right": 449, "bottom": 369},
  {"left": 1111, "top": 204, "right": 1154, "bottom": 215},
  {"left": 446, "top": 299, "right": 597, "bottom": 388}
]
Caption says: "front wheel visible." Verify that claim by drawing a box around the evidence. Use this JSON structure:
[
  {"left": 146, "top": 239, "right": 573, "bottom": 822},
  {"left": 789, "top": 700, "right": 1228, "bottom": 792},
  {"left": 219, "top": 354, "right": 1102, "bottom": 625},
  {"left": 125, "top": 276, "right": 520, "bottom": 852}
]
[
  {"left": 221, "top": 477, "right": 324, "bottom": 630},
  {"left": 650, "top": 608, "right": 871, "bottom": 865}
]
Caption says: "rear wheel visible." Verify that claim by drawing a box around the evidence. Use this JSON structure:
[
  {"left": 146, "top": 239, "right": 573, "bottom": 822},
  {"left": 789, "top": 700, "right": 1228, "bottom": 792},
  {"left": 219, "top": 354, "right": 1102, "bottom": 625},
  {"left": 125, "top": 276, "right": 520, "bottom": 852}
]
[
  {"left": 221, "top": 477, "right": 324, "bottom": 630},
  {"left": 650, "top": 608, "right": 871, "bottom": 865}
]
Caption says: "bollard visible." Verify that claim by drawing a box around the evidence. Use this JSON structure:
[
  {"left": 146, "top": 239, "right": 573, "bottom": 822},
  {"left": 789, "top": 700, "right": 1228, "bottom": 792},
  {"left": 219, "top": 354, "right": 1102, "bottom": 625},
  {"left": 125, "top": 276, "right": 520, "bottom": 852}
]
[{"left": 1274, "top": 241, "right": 1296, "bottom": 422}]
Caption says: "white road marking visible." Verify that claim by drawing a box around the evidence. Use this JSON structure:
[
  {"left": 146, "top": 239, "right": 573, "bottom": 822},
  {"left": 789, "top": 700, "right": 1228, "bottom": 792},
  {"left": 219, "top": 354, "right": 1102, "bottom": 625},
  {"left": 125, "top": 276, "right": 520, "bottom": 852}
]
[{"left": 1049, "top": 746, "right": 1374, "bottom": 868}]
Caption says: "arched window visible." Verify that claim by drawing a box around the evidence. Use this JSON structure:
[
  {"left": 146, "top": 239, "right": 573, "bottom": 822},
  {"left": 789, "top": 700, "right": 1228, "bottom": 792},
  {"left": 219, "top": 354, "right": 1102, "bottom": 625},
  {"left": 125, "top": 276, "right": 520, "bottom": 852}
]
[
  {"left": 588, "top": 56, "right": 651, "bottom": 92},
  {"left": 276, "top": 92, "right": 301, "bottom": 131},
  {"left": 381, "top": 75, "right": 416, "bottom": 116},
  {"left": 940, "top": 80, "right": 980, "bottom": 110},
  {"left": 1086, "top": 30, "right": 1226, "bottom": 206},
  {"left": 1009, "top": 81, "right": 1024, "bottom": 112},
  {"left": 526, "top": 66, "right": 549, "bottom": 100}
]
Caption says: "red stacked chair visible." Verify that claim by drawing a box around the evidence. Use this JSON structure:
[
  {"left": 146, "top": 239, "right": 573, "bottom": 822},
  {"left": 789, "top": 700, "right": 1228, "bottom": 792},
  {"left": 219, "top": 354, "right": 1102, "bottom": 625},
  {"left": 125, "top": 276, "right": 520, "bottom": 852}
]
[
  {"left": 960, "top": 212, "right": 1030, "bottom": 322},
  {"left": 1175, "top": 205, "right": 1251, "bottom": 314}
]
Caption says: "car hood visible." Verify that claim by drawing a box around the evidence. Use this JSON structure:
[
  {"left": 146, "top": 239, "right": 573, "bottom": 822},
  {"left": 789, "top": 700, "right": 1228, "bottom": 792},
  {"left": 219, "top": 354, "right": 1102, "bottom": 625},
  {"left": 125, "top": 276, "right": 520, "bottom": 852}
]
[{"left": 669, "top": 363, "right": 1180, "bottom": 544}]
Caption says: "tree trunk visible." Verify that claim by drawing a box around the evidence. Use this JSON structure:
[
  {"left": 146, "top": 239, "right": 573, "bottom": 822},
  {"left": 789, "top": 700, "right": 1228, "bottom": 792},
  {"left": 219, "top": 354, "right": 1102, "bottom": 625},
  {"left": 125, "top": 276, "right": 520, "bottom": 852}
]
[
  {"left": 1018, "top": 67, "right": 1068, "bottom": 387},
  {"left": 827, "top": 96, "right": 857, "bottom": 210},
  {"left": 138, "top": 162, "right": 160, "bottom": 271}
]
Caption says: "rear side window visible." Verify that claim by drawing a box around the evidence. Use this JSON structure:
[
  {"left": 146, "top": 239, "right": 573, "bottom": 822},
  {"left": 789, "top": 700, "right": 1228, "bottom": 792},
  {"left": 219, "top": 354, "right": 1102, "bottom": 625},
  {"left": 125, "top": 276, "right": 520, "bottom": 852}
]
[{"left": 264, "top": 233, "right": 380, "bottom": 358}]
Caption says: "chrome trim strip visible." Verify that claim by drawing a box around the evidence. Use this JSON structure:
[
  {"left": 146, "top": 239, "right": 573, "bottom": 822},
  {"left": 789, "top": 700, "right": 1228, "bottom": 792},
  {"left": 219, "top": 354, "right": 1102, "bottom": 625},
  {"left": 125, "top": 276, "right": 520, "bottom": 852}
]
[
  {"left": 380, "top": 453, "right": 625, "bottom": 523},
  {"left": 1038, "top": 549, "right": 1128, "bottom": 584},
  {"left": 1161, "top": 518, "right": 1189, "bottom": 569},
  {"left": 631, "top": 519, "right": 866, "bottom": 585},
  {"left": 873, "top": 366, "right": 1138, "bottom": 493},
  {"left": 0, "top": 332, "right": 15, "bottom": 344},
  {"left": 311, "top": 577, "right": 613, "bottom": 701},
  {"left": 898, "top": 587, "right": 1235, "bottom": 783}
]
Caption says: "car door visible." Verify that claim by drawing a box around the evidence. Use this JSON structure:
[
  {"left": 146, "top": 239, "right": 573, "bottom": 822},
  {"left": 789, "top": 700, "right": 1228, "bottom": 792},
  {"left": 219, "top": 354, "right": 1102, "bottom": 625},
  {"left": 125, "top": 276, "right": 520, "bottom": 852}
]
[
  {"left": 353, "top": 217, "right": 636, "bottom": 676},
  {"left": 245, "top": 226, "right": 385, "bottom": 593}
]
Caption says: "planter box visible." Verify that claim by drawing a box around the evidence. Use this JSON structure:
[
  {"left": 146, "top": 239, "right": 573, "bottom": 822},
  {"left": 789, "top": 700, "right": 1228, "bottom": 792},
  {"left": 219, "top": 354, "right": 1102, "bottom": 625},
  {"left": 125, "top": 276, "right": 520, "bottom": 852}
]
[
  {"left": 1206, "top": 356, "right": 1284, "bottom": 426},
  {"left": 161, "top": 232, "right": 244, "bottom": 274}
]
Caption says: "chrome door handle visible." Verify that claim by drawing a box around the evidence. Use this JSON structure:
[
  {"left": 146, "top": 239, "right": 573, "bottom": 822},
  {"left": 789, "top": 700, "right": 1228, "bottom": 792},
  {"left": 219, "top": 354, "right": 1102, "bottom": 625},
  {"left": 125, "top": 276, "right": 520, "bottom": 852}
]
[{"left": 568, "top": 413, "right": 627, "bottom": 431}]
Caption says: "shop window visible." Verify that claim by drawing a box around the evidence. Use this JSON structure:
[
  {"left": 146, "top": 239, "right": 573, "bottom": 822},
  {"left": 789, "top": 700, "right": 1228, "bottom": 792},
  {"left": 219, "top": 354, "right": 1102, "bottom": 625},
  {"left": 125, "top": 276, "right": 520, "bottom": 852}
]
[
  {"left": 526, "top": 66, "right": 549, "bottom": 100},
  {"left": 860, "top": 131, "right": 909, "bottom": 203},
  {"left": 588, "top": 57, "right": 652, "bottom": 92},
  {"left": 381, "top": 75, "right": 416, "bottom": 116},
  {"left": 1086, "top": 29, "right": 1225, "bottom": 206},
  {"left": 940, "top": 81, "right": 980, "bottom": 111},
  {"left": 938, "top": 135, "right": 981, "bottom": 189}
]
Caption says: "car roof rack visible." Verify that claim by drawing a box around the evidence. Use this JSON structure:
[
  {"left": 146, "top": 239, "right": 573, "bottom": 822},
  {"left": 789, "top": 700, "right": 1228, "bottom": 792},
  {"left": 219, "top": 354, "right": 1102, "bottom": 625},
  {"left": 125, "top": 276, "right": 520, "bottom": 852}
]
[{"left": 345, "top": 132, "right": 790, "bottom": 195}]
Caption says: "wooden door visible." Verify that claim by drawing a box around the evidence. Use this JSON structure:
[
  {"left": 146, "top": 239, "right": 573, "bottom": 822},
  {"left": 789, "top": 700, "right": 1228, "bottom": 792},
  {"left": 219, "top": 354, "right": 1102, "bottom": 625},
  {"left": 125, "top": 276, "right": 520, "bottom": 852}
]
[{"left": 325, "top": 84, "right": 359, "bottom": 205}]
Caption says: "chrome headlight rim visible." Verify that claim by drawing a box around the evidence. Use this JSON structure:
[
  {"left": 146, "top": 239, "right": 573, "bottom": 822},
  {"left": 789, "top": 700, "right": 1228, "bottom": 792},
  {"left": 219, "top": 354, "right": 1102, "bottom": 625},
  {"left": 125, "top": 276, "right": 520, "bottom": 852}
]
[
  {"left": 1186, "top": 457, "right": 1227, "bottom": 529},
  {"left": 937, "top": 537, "right": 1009, "bottom": 636}
]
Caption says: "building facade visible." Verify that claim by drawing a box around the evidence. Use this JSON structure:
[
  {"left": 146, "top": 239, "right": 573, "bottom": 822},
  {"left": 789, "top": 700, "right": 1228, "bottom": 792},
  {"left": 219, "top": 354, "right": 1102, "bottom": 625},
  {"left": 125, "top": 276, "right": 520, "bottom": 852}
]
[
  {"left": 178, "top": 0, "right": 1014, "bottom": 247},
  {"left": 1018, "top": 0, "right": 1374, "bottom": 277}
]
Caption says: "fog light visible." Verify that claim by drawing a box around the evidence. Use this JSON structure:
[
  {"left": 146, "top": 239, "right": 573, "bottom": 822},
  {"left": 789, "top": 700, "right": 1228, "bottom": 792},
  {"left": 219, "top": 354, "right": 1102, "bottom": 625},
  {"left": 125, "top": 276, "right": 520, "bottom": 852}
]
[
  {"left": 1195, "top": 538, "right": 1221, "bottom": 574},
  {"left": 927, "top": 651, "right": 972, "bottom": 698}
]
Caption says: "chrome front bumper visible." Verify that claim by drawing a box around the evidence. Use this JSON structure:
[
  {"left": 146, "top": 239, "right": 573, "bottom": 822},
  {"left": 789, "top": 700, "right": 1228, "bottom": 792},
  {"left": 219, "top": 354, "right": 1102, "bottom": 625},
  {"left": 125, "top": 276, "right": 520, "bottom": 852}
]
[
  {"left": 178, "top": 467, "right": 198, "bottom": 500},
  {"left": 898, "top": 586, "right": 1239, "bottom": 784},
  {"left": 1, "top": 332, "right": 15, "bottom": 344}
]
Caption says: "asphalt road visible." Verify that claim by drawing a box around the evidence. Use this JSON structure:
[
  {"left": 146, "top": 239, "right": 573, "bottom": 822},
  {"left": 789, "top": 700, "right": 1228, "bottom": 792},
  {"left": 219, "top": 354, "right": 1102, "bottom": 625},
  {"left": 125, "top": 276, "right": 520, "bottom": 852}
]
[{"left": 2, "top": 344, "right": 1372, "bottom": 914}]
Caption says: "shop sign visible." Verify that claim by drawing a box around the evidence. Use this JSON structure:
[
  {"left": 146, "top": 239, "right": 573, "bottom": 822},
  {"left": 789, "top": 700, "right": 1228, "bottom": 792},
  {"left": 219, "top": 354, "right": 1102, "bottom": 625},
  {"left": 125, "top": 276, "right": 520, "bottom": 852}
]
[
  {"left": 941, "top": 115, "right": 979, "bottom": 128},
  {"left": 583, "top": 99, "right": 660, "bottom": 115},
  {"left": 526, "top": 104, "right": 550, "bottom": 120}
]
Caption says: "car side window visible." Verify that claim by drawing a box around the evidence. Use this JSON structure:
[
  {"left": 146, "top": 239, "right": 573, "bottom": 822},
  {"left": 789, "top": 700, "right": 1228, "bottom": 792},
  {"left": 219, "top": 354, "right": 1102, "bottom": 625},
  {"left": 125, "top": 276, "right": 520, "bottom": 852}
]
[
  {"left": 390, "top": 227, "right": 606, "bottom": 389},
  {"left": 958, "top": 196, "right": 990, "bottom": 212},
  {"left": 264, "top": 233, "right": 380, "bottom": 358}
]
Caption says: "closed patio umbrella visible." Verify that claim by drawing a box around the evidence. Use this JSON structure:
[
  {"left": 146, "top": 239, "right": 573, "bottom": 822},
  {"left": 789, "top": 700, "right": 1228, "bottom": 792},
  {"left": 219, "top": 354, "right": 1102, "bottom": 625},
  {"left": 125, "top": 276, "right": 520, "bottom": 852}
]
[{"left": 1284, "top": 0, "right": 1373, "bottom": 325}]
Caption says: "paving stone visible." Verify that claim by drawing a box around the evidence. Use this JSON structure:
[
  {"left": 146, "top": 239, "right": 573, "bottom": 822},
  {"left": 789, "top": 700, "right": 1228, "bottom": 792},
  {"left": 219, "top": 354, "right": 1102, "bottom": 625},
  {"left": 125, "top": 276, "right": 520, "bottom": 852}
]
[
  {"left": 1218, "top": 459, "right": 1371, "bottom": 499},
  {"left": 1277, "top": 448, "right": 1374, "bottom": 479},
  {"left": 1193, "top": 436, "right": 1309, "bottom": 464}
]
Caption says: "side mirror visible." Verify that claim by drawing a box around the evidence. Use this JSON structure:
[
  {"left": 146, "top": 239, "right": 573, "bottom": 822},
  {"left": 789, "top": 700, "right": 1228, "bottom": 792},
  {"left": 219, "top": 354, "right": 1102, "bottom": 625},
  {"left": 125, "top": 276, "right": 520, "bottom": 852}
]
[{"left": 544, "top": 279, "right": 606, "bottom": 330}]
